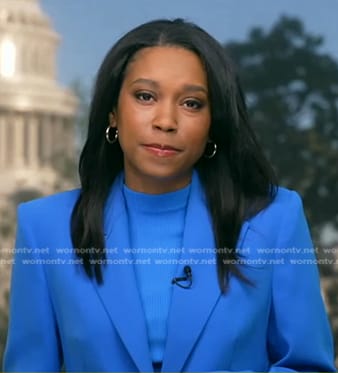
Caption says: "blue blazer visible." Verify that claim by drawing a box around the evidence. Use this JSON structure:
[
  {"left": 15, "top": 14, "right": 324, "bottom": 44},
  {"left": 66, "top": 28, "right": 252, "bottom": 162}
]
[{"left": 3, "top": 173, "right": 336, "bottom": 372}]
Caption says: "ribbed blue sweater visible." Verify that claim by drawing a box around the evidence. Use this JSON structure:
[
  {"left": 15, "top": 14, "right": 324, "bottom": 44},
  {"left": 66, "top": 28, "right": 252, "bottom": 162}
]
[{"left": 123, "top": 183, "right": 190, "bottom": 364}]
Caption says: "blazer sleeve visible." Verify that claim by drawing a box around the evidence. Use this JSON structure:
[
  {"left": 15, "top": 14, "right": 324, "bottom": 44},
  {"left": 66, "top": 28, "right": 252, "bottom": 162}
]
[
  {"left": 3, "top": 204, "right": 62, "bottom": 372},
  {"left": 266, "top": 191, "right": 336, "bottom": 372}
]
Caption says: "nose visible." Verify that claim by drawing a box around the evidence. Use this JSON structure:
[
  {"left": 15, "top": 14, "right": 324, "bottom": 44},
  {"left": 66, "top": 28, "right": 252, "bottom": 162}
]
[{"left": 152, "top": 101, "right": 177, "bottom": 133}]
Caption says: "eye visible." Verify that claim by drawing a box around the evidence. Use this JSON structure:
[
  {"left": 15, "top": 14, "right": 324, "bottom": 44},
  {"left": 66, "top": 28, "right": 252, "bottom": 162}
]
[
  {"left": 135, "top": 91, "right": 155, "bottom": 102},
  {"left": 183, "top": 99, "right": 204, "bottom": 110}
]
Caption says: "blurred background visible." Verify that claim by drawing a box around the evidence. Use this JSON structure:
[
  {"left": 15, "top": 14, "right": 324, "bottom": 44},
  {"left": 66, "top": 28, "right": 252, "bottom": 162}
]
[{"left": 0, "top": 0, "right": 337, "bottom": 365}]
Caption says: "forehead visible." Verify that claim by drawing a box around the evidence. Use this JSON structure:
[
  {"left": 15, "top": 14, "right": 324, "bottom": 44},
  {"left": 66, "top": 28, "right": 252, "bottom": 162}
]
[{"left": 123, "top": 46, "right": 208, "bottom": 85}]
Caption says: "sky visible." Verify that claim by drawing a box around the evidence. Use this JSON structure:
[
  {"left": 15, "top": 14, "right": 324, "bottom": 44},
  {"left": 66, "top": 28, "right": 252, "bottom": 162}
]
[{"left": 40, "top": 0, "right": 338, "bottom": 89}]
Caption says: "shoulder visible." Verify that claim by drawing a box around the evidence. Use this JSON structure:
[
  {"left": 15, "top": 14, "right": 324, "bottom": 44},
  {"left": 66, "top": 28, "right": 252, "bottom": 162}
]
[
  {"left": 248, "top": 186, "right": 307, "bottom": 236},
  {"left": 17, "top": 189, "right": 81, "bottom": 224},
  {"left": 266, "top": 186, "right": 303, "bottom": 211}
]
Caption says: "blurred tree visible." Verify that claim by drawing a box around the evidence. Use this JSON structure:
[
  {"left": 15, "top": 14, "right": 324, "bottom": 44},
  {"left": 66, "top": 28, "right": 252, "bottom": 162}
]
[
  {"left": 225, "top": 16, "right": 338, "bottom": 240},
  {"left": 47, "top": 80, "right": 91, "bottom": 189},
  {"left": 50, "top": 150, "right": 78, "bottom": 189},
  {"left": 70, "top": 79, "right": 91, "bottom": 153}
]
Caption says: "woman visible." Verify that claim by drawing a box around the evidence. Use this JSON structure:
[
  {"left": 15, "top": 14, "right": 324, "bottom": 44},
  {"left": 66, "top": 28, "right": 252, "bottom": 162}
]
[{"left": 3, "top": 19, "right": 335, "bottom": 372}]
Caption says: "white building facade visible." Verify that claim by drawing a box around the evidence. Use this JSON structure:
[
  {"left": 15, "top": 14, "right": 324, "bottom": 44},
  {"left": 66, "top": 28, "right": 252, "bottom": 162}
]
[
  {"left": 0, "top": 0, "right": 78, "bottom": 316},
  {"left": 0, "top": 0, "right": 77, "bottom": 196}
]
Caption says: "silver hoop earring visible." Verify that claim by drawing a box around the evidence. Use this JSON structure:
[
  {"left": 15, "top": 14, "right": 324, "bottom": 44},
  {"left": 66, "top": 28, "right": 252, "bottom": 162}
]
[
  {"left": 204, "top": 140, "right": 217, "bottom": 159},
  {"left": 105, "top": 126, "right": 118, "bottom": 144}
]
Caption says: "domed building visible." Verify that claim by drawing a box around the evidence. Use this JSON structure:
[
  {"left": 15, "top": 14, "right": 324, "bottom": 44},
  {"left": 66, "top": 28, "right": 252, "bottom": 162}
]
[
  {"left": 0, "top": 0, "right": 78, "bottom": 196},
  {"left": 0, "top": 0, "right": 78, "bottom": 341}
]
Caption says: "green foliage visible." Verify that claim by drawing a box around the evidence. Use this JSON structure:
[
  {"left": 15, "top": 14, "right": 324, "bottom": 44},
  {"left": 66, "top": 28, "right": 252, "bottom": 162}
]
[
  {"left": 226, "top": 17, "right": 338, "bottom": 362},
  {"left": 226, "top": 16, "right": 338, "bottom": 238}
]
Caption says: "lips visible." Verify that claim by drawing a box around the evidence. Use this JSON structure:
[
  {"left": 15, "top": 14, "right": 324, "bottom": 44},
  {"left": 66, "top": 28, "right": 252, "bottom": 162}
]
[
  {"left": 142, "top": 143, "right": 182, "bottom": 157},
  {"left": 144, "top": 143, "right": 180, "bottom": 151}
]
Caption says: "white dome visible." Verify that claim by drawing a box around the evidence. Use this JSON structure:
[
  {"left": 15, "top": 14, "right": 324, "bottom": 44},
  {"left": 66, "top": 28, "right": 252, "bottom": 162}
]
[
  {"left": 0, "top": 0, "right": 77, "bottom": 115},
  {"left": 0, "top": 0, "right": 51, "bottom": 29}
]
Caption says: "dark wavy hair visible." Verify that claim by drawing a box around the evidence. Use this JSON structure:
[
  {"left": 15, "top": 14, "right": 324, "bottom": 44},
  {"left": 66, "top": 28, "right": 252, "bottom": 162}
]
[{"left": 71, "top": 18, "right": 277, "bottom": 292}]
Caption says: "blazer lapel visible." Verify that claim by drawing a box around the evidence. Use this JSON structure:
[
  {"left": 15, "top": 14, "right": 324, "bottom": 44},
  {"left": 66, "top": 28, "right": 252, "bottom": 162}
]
[
  {"left": 93, "top": 175, "right": 153, "bottom": 372},
  {"left": 162, "top": 172, "right": 222, "bottom": 372}
]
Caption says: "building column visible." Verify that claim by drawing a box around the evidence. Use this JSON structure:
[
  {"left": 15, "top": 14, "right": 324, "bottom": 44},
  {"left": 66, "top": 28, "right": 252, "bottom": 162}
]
[
  {"left": 0, "top": 115, "right": 6, "bottom": 168},
  {"left": 13, "top": 114, "right": 25, "bottom": 167},
  {"left": 41, "top": 115, "right": 54, "bottom": 165},
  {"left": 63, "top": 118, "right": 75, "bottom": 159},
  {"left": 27, "top": 115, "right": 39, "bottom": 168},
  {"left": 53, "top": 116, "right": 63, "bottom": 158}
]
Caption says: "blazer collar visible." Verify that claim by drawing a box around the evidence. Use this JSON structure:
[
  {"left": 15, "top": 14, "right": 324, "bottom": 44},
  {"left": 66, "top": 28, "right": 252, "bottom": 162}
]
[
  {"left": 162, "top": 171, "right": 221, "bottom": 371},
  {"left": 93, "top": 172, "right": 249, "bottom": 372},
  {"left": 93, "top": 173, "right": 153, "bottom": 372}
]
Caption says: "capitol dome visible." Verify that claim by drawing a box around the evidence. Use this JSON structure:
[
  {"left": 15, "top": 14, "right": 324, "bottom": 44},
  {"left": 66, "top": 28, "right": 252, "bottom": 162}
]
[
  {"left": 0, "top": 0, "right": 79, "bottom": 318},
  {"left": 0, "top": 0, "right": 78, "bottom": 194}
]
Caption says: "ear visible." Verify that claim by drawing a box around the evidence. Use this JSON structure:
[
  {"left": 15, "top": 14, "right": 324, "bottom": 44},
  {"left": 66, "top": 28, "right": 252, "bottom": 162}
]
[{"left": 109, "top": 112, "right": 117, "bottom": 128}]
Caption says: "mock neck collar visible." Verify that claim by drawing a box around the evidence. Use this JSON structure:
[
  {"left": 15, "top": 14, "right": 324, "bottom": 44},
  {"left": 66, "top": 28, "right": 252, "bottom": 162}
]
[{"left": 122, "top": 181, "right": 191, "bottom": 214}]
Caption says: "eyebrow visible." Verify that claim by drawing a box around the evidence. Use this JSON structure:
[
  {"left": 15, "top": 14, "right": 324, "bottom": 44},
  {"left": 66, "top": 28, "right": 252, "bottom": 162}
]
[{"left": 130, "top": 78, "right": 208, "bottom": 95}]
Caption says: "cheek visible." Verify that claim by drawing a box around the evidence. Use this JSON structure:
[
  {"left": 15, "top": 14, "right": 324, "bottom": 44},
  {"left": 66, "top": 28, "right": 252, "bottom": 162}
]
[
  {"left": 187, "top": 132, "right": 209, "bottom": 160},
  {"left": 117, "top": 111, "right": 152, "bottom": 142},
  {"left": 117, "top": 130, "right": 132, "bottom": 156},
  {"left": 190, "top": 122, "right": 210, "bottom": 148}
]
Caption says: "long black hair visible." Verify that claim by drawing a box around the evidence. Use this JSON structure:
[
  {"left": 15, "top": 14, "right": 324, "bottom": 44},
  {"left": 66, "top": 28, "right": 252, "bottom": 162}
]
[{"left": 71, "top": 18, "right": 277, "bottom": 292}]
